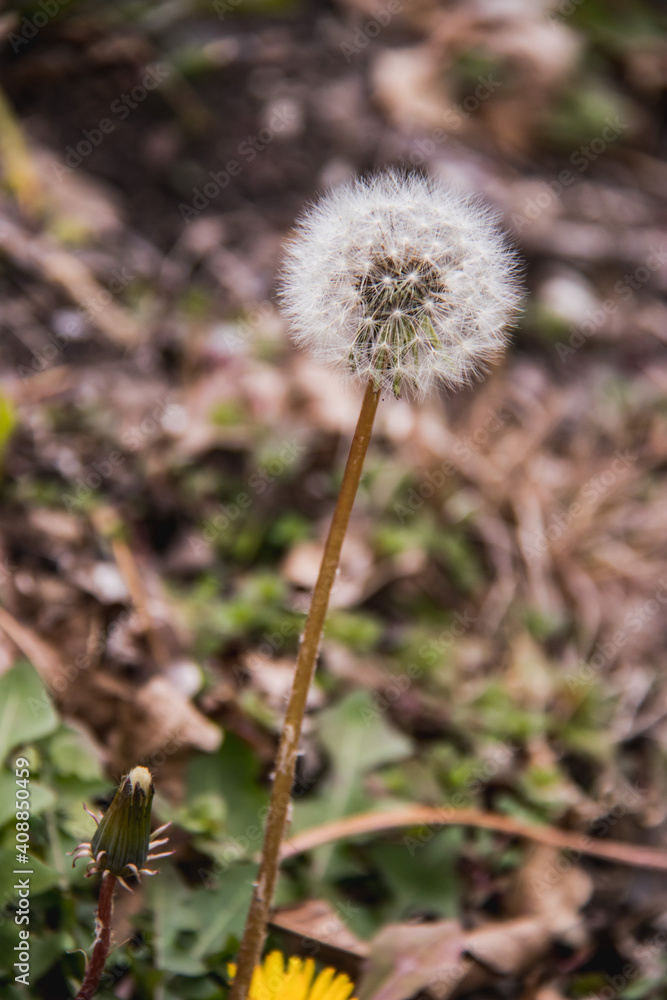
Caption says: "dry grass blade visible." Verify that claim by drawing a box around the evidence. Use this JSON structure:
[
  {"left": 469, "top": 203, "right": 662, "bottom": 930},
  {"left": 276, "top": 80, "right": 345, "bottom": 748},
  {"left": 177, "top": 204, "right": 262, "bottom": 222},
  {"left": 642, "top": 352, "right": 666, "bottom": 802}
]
[
  {"left": 281, "top": 804, "right": 667, "bottom": 871},
  {"left": 0, "top": 213, "right": 142, "bottom": 346}
]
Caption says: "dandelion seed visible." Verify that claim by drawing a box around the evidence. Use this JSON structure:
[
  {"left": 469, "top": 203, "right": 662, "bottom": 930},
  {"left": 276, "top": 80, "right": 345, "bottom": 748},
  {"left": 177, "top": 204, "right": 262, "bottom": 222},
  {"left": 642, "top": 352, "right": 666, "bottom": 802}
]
[{"left": 280, "top": 170, "right": 522, "bottom": 399}]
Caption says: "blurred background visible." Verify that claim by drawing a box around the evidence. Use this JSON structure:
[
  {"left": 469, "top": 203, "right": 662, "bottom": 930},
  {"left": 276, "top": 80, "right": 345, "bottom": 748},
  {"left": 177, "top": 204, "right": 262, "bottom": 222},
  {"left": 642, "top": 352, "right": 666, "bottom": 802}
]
[{"left": 1, "top": 0, "right": 667, "bottom": 998}]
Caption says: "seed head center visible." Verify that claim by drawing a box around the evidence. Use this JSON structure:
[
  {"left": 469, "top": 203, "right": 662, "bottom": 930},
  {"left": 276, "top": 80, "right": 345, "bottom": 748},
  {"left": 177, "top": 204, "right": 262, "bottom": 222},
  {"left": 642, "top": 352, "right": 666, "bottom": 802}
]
[{"left": 356, "top": 255, "right": 443, "bottom": 329}]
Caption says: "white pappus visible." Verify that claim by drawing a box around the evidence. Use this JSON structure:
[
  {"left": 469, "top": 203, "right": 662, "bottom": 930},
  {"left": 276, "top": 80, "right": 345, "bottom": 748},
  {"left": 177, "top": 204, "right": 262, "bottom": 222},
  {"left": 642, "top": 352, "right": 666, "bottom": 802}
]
[{"left": 279, "top": 171, "right": 522, "bottom": 399}]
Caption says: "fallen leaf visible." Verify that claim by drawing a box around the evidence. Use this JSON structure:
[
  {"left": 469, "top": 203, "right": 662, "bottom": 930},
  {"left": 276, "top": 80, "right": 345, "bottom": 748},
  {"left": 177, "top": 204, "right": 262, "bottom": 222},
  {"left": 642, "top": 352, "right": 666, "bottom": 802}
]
[
  {"left": 358, "top": 921, "right": 467, "bottom": 1000},
  {"left": 270, "top": 899, "right": 368, "bottom": 981}
]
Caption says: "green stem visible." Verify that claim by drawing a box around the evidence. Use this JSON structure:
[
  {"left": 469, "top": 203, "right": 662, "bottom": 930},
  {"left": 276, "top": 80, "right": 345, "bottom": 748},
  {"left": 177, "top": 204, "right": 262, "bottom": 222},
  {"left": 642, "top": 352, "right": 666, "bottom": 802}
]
[{"left": 229, "top": 380, "right": 381, "bottom": 999}]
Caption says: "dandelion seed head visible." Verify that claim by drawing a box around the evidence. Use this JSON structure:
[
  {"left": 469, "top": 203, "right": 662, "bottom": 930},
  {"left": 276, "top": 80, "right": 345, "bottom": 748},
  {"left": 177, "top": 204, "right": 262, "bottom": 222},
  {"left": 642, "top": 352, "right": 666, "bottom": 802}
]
[{"left": 279, "top": 171, "right": 522, "bottom": 398}]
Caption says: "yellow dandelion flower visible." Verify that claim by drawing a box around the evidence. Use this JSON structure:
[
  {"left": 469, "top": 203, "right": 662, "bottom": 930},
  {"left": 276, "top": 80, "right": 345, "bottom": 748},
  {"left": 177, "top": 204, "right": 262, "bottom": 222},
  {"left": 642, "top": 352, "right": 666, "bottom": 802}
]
[{"left": 228, "top": 951, "right": 357, "bottom": 1000}]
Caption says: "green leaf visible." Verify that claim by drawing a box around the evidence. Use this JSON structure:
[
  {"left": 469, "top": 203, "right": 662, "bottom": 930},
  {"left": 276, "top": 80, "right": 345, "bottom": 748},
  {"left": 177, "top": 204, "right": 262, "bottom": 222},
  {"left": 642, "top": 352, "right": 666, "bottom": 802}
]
[
  {"left": 48, "top": 727, "right": 104, "bottom": 781},
  {"left": 0, "top": 773, "right": 56, "bottom": 829},
  {"left": 365, "top": 829, "right": 463, "bottom": 922},
  {"left": 293, "top": 690, "right": 411, "bottom": 879},
  {"left": 185, "top": 735, "right": 267, "bottom": 840},
  {"left": 0, "top": 847, "right": 60, "bottom": 901},
  {"left": 149, "top": 862, "right": 257, "bottom": 975},
  {"left": 188, "top": 863, "right": 259, "bottom": 961},
  {"left": 0, "top": 661, "right": 59, "bottom": 763},
  {"left": 319, "top": 690, "right": 412, "bottom": 775},
  {"left": 31, "top": 929, "right": 76, "bottom": 981},
  {"left": 151, "top": 865, "right": 207, "bottom": 976}
]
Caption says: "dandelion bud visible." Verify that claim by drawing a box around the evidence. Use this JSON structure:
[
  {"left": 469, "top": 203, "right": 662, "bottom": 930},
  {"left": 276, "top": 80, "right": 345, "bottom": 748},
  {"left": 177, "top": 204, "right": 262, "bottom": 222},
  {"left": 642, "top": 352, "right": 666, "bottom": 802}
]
[
  {"left": 279, "top": 171, "right": 522, "bottom": 398},
  {"left": 70, "top": 765, "right": 172, "bottom": 886},
  {"left": 91, "top": 766, "right": 154, "bottom": 875}
]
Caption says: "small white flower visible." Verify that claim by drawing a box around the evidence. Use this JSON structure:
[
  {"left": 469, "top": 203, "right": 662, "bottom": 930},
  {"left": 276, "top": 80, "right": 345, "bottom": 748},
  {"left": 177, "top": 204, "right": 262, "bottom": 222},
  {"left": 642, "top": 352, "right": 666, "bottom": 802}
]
[{"left": 279, "top": 171, "right": 522, "bottom": 399}]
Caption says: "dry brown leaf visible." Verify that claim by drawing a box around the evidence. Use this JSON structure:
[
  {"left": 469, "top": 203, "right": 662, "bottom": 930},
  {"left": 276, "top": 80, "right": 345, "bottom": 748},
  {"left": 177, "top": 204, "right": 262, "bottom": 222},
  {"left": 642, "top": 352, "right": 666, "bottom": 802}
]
[
  {"left": 358, "top": 921, "right": 468, "bottom": 1000},
  {"left": 372, "top": 44, "right": 451, "bottom": 132},
  {"left": 0, "top": 213, "right": 142, "bottom": 346},
  {"left": 283, "top": 530, "right": 374, "bottom": 610},
  {"left": 509, "top": 844, "right": 593, "bottom": 946},
  {"left": 32, "top": 146, "right": 124, "bottom": 239},
  {"left": 355, "top": 847, "right": 592, "bottom": 1000},
  {"left": 463, "top": 916, "right": 557, "bottom": 978},
  {"left": 0, "top": 605, "right": 67, "bottom": 689},
  {"left": 130, "top": 675, "right": 222, "bottom": 757},
  {"left": 270, "top": 899, "right": 369, "bottom": 980}
]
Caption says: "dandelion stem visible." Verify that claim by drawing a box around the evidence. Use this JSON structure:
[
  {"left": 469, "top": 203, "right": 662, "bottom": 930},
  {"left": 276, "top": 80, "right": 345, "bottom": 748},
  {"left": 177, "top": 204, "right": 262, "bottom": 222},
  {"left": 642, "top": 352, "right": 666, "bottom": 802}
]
[
  {"left": 75, "top": 871, "right": 116, "bottom": 1000},
  {"left": 230, "top": 379, "right": 381, "bottom": 999}
]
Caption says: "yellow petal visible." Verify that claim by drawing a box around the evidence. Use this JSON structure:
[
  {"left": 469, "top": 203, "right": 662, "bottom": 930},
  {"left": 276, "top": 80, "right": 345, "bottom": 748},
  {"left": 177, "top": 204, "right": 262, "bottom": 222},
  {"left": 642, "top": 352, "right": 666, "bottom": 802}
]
[
  {"left": 238, "top": 951, "right": 358, "bottom": 1000},
  {"left": 326, "top": 976, "right": 356, "bottom": 1000},
  {"left": 282, "top": 955, "right": 316, "bottom": 1000},
  {"left": 308, "top": 967, "right": 337, "bottom": 1000}
]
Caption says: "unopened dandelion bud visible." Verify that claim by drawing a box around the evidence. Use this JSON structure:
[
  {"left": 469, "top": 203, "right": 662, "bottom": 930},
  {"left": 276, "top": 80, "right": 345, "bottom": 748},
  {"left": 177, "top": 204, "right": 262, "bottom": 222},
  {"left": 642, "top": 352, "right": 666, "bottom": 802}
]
[
  {"left": 70, "top": 766, "right": 172, "bottom": 885},
  {"left": 280, "top": 171, "right": 522, "bottom": 399},
  {"left": 70, "top": 766, "right": 173, "bottom": 1000},
  {"left": 90, "top": 766, "right": 154, "bottom": 876}
]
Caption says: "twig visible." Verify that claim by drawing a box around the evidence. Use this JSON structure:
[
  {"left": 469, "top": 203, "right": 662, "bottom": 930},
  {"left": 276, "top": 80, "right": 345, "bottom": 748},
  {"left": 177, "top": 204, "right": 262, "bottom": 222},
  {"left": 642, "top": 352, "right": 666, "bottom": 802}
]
[
  {"left": 280, "top": 804, "right": 667, "bottom": 872},
  {"left": 92, "top": 507, "right": 171, "bottom": 670},
  {"left": 229, "top": 381, "right": 381, "bottom": 1000},
  {"left": 0, "top": 604, "right": 64, "bottom": 688},
  {"left": 0, "top": 214, "right": 142, "bottom": 346}
]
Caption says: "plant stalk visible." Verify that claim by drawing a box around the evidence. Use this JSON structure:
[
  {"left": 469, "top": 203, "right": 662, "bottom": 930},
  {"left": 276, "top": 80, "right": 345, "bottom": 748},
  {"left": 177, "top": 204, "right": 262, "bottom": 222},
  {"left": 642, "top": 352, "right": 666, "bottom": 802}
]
[
  {"left": 229, "top": 379, "right": 381, "bottom": 999},
  {"left": 75, "top": 871, "right": 116, "bottom": 1000}
]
